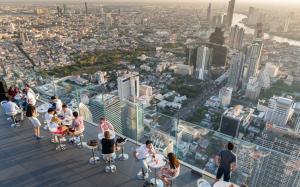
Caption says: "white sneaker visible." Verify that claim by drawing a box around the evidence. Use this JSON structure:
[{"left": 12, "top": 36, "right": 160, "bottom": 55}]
[
  {"left": 60, "top": 137, "right": 67, "bottom": 142},
  {"left": 11, "top": 124, "right": 16, "bottom": 128},
  {"left": 43, "top": 126, "right": 48, "bottom": 131}
]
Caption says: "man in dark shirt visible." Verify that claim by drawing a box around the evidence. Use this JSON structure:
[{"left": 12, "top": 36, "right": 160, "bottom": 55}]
[
  {"left": 215, "top": 142, "right": 237, "bottom": 182},
  {"left": 101, "top": 131, "right": 115, "bottom": 154}
]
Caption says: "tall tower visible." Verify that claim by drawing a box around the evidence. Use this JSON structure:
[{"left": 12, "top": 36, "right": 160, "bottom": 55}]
[
  {"left": 254, "top": 23, "right": 264, "bottom": 39},
  {"left": 117, "top": 72, "right": 140, "bottom": 101},
  {"left": 226, "top": 0, "right": 235, "bottom": 28},
  {"left": 243, "top": 39, "right": 263, "bottom": 87},
  {"left": 85, "top": 2, "right": 88, "bottom": 15},
  {"left": 195, "top": 46, "right": 212, "bottom": 80},
  {"left": 207, "top": 3, "right": 212, "bottom": 23},
  {"left": 229, "top": 25, "right": 245, "bottom": 50},
  {"left": 227, "top": 52, "right": 244, "bottom": 91}
]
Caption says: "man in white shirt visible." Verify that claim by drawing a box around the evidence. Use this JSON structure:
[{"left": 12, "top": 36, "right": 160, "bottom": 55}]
[
  {"left": 25, "top": 87, "right": 36, "bottom": 106},
  {"left": 134, "top": 140, "right": 156, "bottom": 179},
  {"left": 44, "top": 108, "right": 55, "bottom": 130},
  {"left": 4, "top": 96, "right": 23, "bottom": 126},
  {"left": 61, "top": 104, "right": 72, "bottom": 119},
  {"left": 50, "top": 96, "right": 63, "bottom": 113}
]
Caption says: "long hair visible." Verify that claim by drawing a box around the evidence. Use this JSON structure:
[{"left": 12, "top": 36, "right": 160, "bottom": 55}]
[
  {"left": 168, "top": 152, "right": 180, "bottom": 169},
  {"left": 26, "top": 105, "right": 36, "bottom": 117}
]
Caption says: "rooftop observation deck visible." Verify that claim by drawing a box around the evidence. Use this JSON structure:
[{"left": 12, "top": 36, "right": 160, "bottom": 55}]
[{"left": 0, "top": 108, "right": 214, "bottom": 187}]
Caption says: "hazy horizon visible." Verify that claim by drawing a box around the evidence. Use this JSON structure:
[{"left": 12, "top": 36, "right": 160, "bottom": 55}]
[{"left": 1, "top": 0, "right": 300, "bottom": 5}]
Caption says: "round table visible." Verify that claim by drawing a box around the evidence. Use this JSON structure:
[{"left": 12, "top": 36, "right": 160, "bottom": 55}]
[
  {"left": 213, "top": 181, "right": 231, "bottom": 187},
  {"left": 62, "top": 118, "right": 72, "bottom": 126},
  {"left": 146, "top": 154, "right": 166, "bottom": 187},
  {"left": 98, "top": 131, "right": 116, "bottom": 140},
  {"left": 37, "top": 103, "right": 52, "bottom": 113}
]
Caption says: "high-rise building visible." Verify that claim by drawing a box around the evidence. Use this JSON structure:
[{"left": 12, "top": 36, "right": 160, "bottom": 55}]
[
  {"left": 254, "top": 23, "right": 264, "bottom": 39},
  {"left": 226, "top": 0, "right": 235, "bottom": 28},
  {"left": 242, "top": 39, "right": 263, "bottom": 88},
  {"left": 186, "top": 45, "right": 213, "bottom": 80},
  {"left": 265, "top": 96, "right": 294, "bottom": 126},
  {"left": 227, "top": 52, "right": 244, "bottom": 91},
  {"left": 117, "top": 72, "right": 139, "bottom": 101},
  {"left": 229, "top": 25, "right": 245, "bottom": 50},
  {"left": 220, "top": 105, "right": 252, "bottom": 137},
  {"left": 219, "top": 86, "right": 233, "bottom": 107},
  {"left": 245, "top": 76, "right": 261, "bottom": 100},
  {"left": 63, "top": 4, "right": 67, "bottom": 15},
  {"left": 264, "top": 62, "right": 279, "bottom": 78},
  {"left": 207, "top": 3, "right": 212, "bottom": 23},
  {"left": 247, "top": 7, "right": 259, "bottom": 25},
  {"left": 195, "top": 46, "right": 212, "bottom": 80},
  {"left": 283, "top": 13, "right": 293, "bottom": 33},
  {"left": 105, "top": 13, "right": 113, "bottom": 28},
  {"left": 20, "top": 31, "right": 29, "bottom": 45},
  {"left": 85, "top": 2, "right": 88, "bottom": 15}
]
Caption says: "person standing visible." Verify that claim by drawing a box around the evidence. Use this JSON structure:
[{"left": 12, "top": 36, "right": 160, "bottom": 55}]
[
  {"left": 99, "top": 117, "right": 114, "bottom": 135},
  {"left": 215, "top": 142, "right": 237, "bottom": 182},
  {"left": 26, "top": 106, "right": 43, "bottom": 140},
  {"left": 134, "top": 140, "right": 156, "bottom": 179}
]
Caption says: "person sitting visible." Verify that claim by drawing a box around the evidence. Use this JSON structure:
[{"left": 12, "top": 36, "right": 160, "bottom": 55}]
[
  {"left": 59, "top": 103, "right": 73, "bottom": 119},
  {"left": 49, "top": 115, "right": 68, "bottom": 143},
  {"left": 157, "top": 152, "right": 180, "bottom": 187},
  {"left": 44, "top": 108, "right": 55, "bottom": 130},
  {"left": 69, "top": 111, "right": 85, "bottom": 144},
  {"left": 50, "top": 96, "right": 63, "bottom": 113},
  {"left": 3, "top": 96, "right": 23, "bottom": 126},
  {"left": 8, "top": 85, "right": 19, "bottom": 98},
  {"left": 26, "top": 106, "right": 43, "bottom": 140},
  {"left": 133, "top": 140, "right": 156, "bottom": 179},
  {"left": 99, "top": 117, "right": 115, "bottom": 138},
  {"left": 101, "top": 131, "right": 116, "bottom": 159}
]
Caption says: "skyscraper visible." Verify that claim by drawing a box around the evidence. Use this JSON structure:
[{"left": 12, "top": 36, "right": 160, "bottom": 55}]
[
  {"left": 85, "top": 2, "right": 88, "bottom": 15},
  {"left": 117, "top": 72, "right": 139, "bottom": 101},
  {"left": 245, "top": 76, "right": 261, "bottom": 100},
  {"left": 207, "top": 3, "right": 212, "bottom": 23},
  {"left": 227, "top": 52, "right": 244, "bottom": 91},
  {"left": 283, "top": 13, "right": 293, "bottom": 33},
  {"left": 247, "top": 7, "right": 259, "bottom": 25},
  {"left": 265, "top": 96, "right": 294, "bottom": 126},
  {"left": 229, "top": 25, "right": 245, "bottom": 50},
  {"left": 254, "top": 23, "right": 264, "bottom": 39},
  {"left": 63, "top": 4, "right": 67, "bottom": 15},
  {"left": 226, "top": 0, "right": 235, "bottom": 28},
  {"left": 219, "top": 86, "right": 233, "bottom": 107},
  {"left": 242, "top": 39, "right": 263, "bottom": 88},
  {"left": 195, "top": 46, "right": 212, "bottom": 80}
]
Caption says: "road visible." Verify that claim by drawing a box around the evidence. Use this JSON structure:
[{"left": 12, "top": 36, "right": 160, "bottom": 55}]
[{"left": 177, "top": 84, "right": 220, "bottom": 120}]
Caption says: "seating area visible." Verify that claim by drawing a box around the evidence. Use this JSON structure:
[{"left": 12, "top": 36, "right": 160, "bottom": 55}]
[{"left": 0, "top": 107, "right": 214, "bottom": 187}]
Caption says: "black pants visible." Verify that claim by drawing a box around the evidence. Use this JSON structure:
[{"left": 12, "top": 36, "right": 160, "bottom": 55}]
[{"left": 216, "top": 167, "right": 231, "bottom": 182}]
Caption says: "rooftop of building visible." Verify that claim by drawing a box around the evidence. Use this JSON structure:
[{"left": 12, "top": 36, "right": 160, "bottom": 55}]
[{"left": 0, "top": 107, "right": 214, "bottom": 187}]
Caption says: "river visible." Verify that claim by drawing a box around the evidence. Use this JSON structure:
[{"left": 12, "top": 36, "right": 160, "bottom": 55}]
[{"left": 232, "top": 14, "right": 300, "bottom": 47}]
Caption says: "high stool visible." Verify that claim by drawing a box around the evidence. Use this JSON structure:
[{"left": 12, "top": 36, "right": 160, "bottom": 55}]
[
  {"left": 87, "top": 140, "right": 100, "bottom": 164},
  {"left": 117, "top": 140, "right": 129, "bottom": 161},
  {"left": 197, "top": 179, "right": 212, "bottom": 187},
  {"left": 102, "top": 153, "right": 116, "bottom": 173},
  {"left": 6, "top": 111, "right": 18, "bottom": 127},
  {"left": 72, "top": 132, "right": 84, "bottom": 148},
  {"left": 52, "top": 133, "right": 66, "bottom": 151}
]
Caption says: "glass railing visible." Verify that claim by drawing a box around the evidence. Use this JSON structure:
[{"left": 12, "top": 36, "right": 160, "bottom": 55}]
[{"left": 6, "top": 77, "right": 300, "bottom": 187}]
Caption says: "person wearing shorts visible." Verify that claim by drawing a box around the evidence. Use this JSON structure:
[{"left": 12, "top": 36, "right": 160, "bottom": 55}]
[{"left": 27, "top": 106, "right": 43, "bottom": 140}]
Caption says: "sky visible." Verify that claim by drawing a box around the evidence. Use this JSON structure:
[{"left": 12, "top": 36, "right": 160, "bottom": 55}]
[{"left": 1, "top": 0, "right": 300, "bottom": 5}]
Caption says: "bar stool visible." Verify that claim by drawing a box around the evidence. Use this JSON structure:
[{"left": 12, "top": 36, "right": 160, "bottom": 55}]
[
  {"left": 52, "top": 133, "right": 66, "bottom": 151},
  {"left": 87, "top": 140, "right": 100, "bottom": 164},
  {"left": 197, "top": 179, "right": 212, "bottom": 187},
  {"left": 117, "top": 139, "right": 129, "bottom": 161},
  {"left": 102, "top": 153, "right": 116, "bottom": 173}
]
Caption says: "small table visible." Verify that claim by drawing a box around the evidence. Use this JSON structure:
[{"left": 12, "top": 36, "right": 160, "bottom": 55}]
[
  {"left": 37, "top": 103, "right": 52, "bottom": 113},
  {"left": 98, "top": 131, "right": 116, "bottom": 140},
  {"left": 213, "top": 181, "right": 232, "bottom": 187},
  {"left": 146, "top": 154, "right": 166, "bottom": 187},
  {"left": 62, "top": 118, "right": 72, "bottom": 126}
]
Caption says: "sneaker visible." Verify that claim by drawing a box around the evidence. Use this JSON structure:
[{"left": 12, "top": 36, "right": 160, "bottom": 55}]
[
  {"left": 60, "top": 137, "right": 67, "bottom": 142},
  {"left": 43, "top": 126, "right": 48, "bottom": 131},
  {"left": 142, "top": 173, "right": 149, "bottom": 179},
  {"left": 69, "top": 140, "right": 75, "bottom": 144},
  {"left": 11, "top": 124, "right": 16, "bottom": 128},
  {"left": 36, "top": 136, "right": 44, "bottom": 140}
]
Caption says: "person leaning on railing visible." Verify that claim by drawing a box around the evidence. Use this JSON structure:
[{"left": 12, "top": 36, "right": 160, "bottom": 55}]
[
  {"left": 99, "top": 117, "right": 115, "bottom": 135},
  {"left": 215, "top": 142, "right": 237, "bottom": 182}
]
